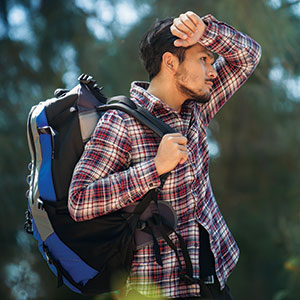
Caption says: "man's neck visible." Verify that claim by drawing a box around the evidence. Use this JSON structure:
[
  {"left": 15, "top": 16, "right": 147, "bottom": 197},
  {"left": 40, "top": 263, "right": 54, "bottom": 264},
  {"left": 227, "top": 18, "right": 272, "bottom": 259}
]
[{"left": 147, "top": 76, "right": 184, "bottom": 113}]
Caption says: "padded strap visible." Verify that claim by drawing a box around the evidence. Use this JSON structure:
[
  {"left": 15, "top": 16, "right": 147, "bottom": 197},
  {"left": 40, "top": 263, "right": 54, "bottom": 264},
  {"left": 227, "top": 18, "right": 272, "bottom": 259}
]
[
  {"left": 107, "top": 95, "right": 137, "bottom": 109},
  {"left": 96, "top": 98, "right": 176, "bottom": 139}
]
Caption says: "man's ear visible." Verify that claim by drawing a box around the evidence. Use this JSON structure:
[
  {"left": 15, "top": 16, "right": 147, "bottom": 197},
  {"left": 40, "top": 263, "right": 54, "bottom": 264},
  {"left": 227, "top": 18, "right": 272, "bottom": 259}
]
[{"left": 161, "top": 52, "right": 179, "bottom": 75}]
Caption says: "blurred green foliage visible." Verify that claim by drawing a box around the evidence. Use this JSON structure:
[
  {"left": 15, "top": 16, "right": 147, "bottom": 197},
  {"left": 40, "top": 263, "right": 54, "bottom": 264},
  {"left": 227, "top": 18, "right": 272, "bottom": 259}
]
[{"left": 0, "top": 0, "right": 300, "bottom": 299}]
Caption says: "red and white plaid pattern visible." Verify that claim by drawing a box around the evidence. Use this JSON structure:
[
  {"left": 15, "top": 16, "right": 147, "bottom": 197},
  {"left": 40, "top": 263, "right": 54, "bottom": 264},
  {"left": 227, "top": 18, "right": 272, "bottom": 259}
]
[{"left": 69, "top": 15, "right": 261, "bottom": 298}]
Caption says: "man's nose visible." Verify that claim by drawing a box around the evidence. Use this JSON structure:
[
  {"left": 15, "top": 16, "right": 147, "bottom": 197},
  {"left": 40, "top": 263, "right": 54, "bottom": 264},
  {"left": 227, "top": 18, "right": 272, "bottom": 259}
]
[{"left": 207, "top": 66, "right": 218, "bottom": 79}]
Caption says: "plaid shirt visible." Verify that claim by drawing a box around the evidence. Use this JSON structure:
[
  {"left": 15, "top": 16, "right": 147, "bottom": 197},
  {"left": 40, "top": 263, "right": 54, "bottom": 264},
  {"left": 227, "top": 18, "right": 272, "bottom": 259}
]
[{"left": 69, "top": 15, "right": 261, "bottom": 298}]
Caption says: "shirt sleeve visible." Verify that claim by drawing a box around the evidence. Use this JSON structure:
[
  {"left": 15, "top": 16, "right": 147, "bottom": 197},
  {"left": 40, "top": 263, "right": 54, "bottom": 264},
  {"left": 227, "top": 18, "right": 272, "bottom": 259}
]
[
  {"left": 198, "top": 14, "right": 262, "bottom": 126},
  {"left": 68, "top": 110, "right": 161, "bottom": 222}
]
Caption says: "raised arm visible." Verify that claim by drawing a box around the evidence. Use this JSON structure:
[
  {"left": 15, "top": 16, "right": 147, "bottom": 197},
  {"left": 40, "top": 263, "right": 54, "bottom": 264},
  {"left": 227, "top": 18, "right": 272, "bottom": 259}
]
[{"left": 171, "top": 11, "right": 262, "bottom": 125}]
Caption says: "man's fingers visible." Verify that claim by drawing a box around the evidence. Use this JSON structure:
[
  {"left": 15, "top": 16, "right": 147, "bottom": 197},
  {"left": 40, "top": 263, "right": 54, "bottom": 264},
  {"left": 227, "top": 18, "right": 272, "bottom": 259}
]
[
  {"left": 166, "top": 134, "right": 188, "bottom": 146},
  {"left": 171, "top": 11, "right": 206, "bottom": 48},
  {"left": 174, "top": 39, "right": 190, "bottom": 47},
  {"left": 163, "top": 133, "right": 183, "bottom": 138},
  {"left": 179, "top": 157, "right": 188, "bottom": 165},
  {"left": 172, "top": 18, "right": 194, "bottom": 37},
  {"left": 179, "top": 13, "right": 196, "bottom": 33},
  {"left": 186, "top": 11, "right": 202, "bottom": 27},
  {"left": 170, "top": 24, "right": 187, "bottom": 40},
  {"left": 176, "top": 144, "right": 188, "bottom": 165},
  {"left": 179, "top": 149, "right": 189, "bottom": 164},
  {"left": 170, "top": 24, "right": 191, "bottom": 48},
  {"left": 178, "top": 145, "right": 188, "bottom": 154}
]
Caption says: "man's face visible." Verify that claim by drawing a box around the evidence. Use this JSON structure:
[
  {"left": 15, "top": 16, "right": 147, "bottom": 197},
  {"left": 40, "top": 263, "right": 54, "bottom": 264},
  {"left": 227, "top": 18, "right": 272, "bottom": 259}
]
[{"left": 174, "top": 43, "right": 217, "bottom": 104}]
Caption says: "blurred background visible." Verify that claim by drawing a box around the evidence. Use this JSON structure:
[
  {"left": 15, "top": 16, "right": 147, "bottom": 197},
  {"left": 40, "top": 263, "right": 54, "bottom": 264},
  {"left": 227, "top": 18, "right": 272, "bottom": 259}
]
[{"left": 1, "top": 0, "right": 300, "bottom": 299}]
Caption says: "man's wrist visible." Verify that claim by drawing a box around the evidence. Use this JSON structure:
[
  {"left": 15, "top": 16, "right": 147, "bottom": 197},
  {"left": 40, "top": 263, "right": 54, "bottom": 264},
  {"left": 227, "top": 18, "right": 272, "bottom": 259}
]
[
  {"left": 198, "top": 15, "right": 220, "bottom": 48},
  {"left": 199, "top": 19, "right": 208, "bottom": 39}
]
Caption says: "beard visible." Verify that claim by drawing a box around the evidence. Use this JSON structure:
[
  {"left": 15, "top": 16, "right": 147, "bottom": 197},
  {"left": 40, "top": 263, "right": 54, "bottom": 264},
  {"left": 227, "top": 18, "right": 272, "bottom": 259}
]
[
  {"left": 176, "top": 82, "right": 211, "bottom": 104},
  {"left": 175, "top": 67, "right": 212, "bottom": 104}
]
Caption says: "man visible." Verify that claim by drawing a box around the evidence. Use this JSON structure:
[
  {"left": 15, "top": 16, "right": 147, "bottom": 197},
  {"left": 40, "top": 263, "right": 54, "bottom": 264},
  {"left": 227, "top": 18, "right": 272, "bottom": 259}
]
[{"left": 69, "top": 11, "right": 261, "bottom": 300}]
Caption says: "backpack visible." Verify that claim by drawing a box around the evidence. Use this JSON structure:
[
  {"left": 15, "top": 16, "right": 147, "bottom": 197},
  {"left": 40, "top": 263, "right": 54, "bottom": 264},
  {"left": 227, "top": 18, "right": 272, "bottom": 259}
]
[{"left": 24, "top": 74, "right": 198, "bottom": 295}]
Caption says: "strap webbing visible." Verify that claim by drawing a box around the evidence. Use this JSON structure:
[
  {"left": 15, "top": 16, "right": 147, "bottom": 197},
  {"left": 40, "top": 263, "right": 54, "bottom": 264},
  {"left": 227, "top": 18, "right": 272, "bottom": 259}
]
[
  {"left": 146, "top": 206, "right": 200, "bottom": 286},
  {"left": 96, "top": 99, "right": 176, "bottom": 139},
  {"left": 43, "top": 243, "right": 84, "bottom": 291}
]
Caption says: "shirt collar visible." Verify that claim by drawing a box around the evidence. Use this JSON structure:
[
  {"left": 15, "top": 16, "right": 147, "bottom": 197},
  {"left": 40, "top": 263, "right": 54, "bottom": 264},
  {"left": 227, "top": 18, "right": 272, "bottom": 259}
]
[
  {"left": 130, "top": 81, "right": 194, "bottom": 116},
  {"left": 130, "top": 81, "right": 169, "bottom": 114}
]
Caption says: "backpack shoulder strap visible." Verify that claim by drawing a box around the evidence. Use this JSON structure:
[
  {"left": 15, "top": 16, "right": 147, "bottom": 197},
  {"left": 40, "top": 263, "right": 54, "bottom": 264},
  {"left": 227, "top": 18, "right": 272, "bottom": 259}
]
[{"left": 97, "top": 95, "right": 176, "bottom": 138}]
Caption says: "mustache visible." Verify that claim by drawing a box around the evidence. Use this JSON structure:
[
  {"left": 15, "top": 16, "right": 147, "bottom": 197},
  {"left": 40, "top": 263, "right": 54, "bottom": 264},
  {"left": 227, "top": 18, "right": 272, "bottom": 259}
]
[{"left": 205, "top": 79, "right": 215, "bottom": 85}]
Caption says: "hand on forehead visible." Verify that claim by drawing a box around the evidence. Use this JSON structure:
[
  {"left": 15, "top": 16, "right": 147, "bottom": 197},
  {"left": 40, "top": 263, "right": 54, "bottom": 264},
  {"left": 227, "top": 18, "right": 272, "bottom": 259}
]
[{"left": 170, "top": 11, "right": 207, "bottom": 48}]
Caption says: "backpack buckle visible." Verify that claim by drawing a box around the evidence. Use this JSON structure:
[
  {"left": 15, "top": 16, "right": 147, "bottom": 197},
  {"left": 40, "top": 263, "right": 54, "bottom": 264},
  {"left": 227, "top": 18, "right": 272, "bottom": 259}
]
[
  {"left": 37, "top": 198, "right": 44, "bottom": 210},
  {"left": 42, "top": 244, "right": 53, "bottom": 264},
  {"left": 202, "top": 275, "right": 214, "bottom": 285},
  {"left": 136, "top": 220, "right": 147, "bottom": 231}
]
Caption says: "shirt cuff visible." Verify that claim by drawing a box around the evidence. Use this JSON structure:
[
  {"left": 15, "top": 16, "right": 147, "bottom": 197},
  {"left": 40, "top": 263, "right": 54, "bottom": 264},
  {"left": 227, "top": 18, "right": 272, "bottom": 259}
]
[
  {"left": 198, "top": 14, "right": 220, "bottom": 48},
  {"left": 133, "top": 158, "right": 161, "bottom": 192}
]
